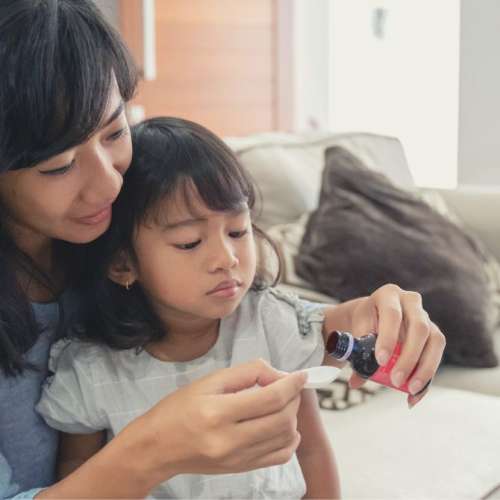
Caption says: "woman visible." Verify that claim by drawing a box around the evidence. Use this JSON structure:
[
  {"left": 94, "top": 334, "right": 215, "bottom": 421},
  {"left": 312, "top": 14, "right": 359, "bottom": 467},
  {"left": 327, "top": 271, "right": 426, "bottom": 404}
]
[{"left": 0, "top": 1, "right": 445, "bottom": 498}]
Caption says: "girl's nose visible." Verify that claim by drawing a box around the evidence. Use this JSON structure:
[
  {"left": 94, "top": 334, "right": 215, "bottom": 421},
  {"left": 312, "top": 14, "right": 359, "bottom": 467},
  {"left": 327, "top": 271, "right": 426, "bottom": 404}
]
[{"left": 208, "top": 238, "right": 239, "bottom": 272}]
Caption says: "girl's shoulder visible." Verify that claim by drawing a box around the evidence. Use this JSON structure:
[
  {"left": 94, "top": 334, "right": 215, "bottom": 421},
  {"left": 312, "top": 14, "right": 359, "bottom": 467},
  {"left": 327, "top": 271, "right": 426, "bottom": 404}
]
[
  {"left": 243, "top": 287, "right": 325, "bottom": 336},
  {"left": 237, "top": 288, "right": 326, "bottom": 372},
  {"left": 47, "top": 338, "right": 115, "bottom": 376}
]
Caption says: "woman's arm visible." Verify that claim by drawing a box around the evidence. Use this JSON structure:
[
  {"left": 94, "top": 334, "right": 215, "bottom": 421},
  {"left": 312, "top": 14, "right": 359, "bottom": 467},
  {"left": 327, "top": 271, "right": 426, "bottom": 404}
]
[
  {"left": 296, "top": 389, "right": 340, "bottom": 499},
  {"left": 36, "top": 360, "right": 307, "bottom": 498}
]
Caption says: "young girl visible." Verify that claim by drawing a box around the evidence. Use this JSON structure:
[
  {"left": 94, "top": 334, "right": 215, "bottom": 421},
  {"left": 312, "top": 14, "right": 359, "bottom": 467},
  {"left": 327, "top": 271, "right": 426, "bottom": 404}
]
[
  {"left": 37, "top": 117, "right": 342, "bottom": 498},
  {"left": 36, "top": 117, "right": 444, "bottom": 498}
]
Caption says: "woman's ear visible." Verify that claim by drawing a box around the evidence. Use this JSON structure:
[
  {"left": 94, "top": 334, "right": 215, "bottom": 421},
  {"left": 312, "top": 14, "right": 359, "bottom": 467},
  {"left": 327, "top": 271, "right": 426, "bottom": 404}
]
[{"left": 108, "top": 250, "right": 138, "bottom": 290}]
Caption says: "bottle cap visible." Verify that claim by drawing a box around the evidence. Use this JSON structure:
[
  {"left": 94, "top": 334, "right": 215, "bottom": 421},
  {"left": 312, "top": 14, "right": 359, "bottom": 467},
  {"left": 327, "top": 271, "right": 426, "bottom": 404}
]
[{"left": 326, "top": 330, "right": 354, "bottom": 361}]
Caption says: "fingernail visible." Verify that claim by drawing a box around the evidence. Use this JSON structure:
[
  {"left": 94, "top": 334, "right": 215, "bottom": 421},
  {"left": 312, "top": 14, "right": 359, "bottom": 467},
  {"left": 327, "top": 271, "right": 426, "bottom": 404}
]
[
  {"left": 409, "top": 379, "right": 423, "bottom": 396},
  {"left": 377, "top": 349, "right": 390, "bottom": 366},
  {"left": 392, "top": 370, "right": 405, "bottom": 387},
  {"left": 408, "top": 399, "right": 415, "bottom": 410}
]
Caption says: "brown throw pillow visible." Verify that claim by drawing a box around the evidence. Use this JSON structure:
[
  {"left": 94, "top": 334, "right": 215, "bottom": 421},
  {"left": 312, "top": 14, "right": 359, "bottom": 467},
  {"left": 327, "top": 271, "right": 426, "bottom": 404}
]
[{"left": 295, "top": 146, "right": 498, "bottom": 368}]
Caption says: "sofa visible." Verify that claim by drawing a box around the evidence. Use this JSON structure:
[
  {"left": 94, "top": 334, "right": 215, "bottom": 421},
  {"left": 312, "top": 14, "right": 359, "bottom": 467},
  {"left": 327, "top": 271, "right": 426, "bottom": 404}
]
[{"left": 226, "top": 132, "right": 500, "bottom": 499}]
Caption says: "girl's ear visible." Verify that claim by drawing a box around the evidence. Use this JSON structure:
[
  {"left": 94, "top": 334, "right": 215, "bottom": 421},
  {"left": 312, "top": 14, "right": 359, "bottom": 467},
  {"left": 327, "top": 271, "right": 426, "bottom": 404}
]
[{"left": 108, "top": 251, "right": 138, "bottom": 289}]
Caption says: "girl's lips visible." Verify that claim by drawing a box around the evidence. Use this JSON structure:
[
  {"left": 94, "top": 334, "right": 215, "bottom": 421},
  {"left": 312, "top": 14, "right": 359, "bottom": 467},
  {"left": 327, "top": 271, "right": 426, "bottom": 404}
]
[
  {"left": 208, "top": 285, "right": 240, "bottom": 299},
  {"left": 207, "top": 279, "right": 241, "bottom": 297},
  {"left": 76, "top": 206, "right": 112, "bottom": 225}
]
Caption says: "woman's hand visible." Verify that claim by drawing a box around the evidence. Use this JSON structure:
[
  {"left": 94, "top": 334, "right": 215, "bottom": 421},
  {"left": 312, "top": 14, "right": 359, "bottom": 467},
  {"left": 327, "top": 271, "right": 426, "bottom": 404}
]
[
  {"left": 323, "top": 284, "right": 446, "bottom": 408},
  {"left": 127, "top": 359, "right": 307, "bottom": 485},
  {"left": 37, "top": 359, "right": 306, "bottom": 499}
]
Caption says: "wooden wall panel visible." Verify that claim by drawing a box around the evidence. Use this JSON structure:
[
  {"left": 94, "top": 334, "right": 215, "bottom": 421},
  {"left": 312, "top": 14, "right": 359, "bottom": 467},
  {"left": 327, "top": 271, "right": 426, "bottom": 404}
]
[{"left": 120, "top": 0, "right": 278, "bottom": 137}]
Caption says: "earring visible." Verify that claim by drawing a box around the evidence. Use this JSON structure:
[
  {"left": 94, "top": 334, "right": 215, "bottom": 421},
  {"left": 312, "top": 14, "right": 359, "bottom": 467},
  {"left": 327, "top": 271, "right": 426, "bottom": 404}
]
[{"left": 125, "top": 280, "right": 130, "bottom": 291}]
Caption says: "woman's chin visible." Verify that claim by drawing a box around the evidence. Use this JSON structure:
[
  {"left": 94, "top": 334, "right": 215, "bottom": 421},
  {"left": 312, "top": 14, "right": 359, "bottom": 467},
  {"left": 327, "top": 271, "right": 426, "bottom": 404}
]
[{"left": 61, "top": 219, "right": 111, "bottom": 244}]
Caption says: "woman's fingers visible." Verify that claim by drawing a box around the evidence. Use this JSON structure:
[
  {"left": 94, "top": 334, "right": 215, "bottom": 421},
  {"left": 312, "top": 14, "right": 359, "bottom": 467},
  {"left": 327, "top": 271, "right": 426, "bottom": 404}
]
[
  {"left": 370, "top": 284, "right": 404, "bottom": 365},
  {"left": 406, "top": 321, "right": 446, "bottom": 401},
  {"left": 219, "top": 369, "right": 306, "bottom": 422},
  {"left": 197, "top": 392, "right": 302, "bottom": 472},
  {"left": 349, "top": 286, "right": 446, "bottom": 398},
  {"left": 348, "top": 371, "right": 367, "bottom": 389},
  {"left": 247, "top": 432, "right": 302, "bottom": 470},
  {"left": 389, "top": 291, "right": 431, "bottom": 386},
  {"left": 233, "top": 394, "right": 301, "bottom": 447},
  {"left": 205, "top": 358, "right": 288, "bottom": 395}
]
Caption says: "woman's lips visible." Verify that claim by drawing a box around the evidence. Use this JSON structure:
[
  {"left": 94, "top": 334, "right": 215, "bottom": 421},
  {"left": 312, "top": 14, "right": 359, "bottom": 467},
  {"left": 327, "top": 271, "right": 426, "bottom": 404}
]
[{"left": 76, "top": 205, "right": 112, "bottom": 225}]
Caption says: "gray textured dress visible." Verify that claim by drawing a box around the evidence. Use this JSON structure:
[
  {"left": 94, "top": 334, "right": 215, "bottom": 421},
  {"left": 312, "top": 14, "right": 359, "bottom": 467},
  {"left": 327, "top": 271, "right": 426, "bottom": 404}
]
[{"left": 37, "top": 288, "right": 326, "bottom": 499}]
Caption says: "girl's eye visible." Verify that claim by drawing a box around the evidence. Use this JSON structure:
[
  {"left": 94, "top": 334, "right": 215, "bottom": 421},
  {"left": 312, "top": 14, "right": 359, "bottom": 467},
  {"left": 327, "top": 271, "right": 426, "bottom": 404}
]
[
  {"left": 107, "top": 127, "right": 128, "bottom": 142},
  {"left": 39, "top": 160, "right": 76, "bottom": 176},
  {"left": 229, "top": 229, "right": 248, "bottom": 239},
  {"left": 174, "top": 240, "right": 201, "bottom": 250}
]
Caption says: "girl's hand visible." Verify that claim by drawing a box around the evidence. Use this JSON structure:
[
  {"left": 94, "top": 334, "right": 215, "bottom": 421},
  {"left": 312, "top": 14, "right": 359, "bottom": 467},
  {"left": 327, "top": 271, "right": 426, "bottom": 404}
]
[
  {"left": 128, "top": 359, "right": 307, "bottom": 485},
  {"left": 348, "top": 284, "right": 446, "bottom": 407}
]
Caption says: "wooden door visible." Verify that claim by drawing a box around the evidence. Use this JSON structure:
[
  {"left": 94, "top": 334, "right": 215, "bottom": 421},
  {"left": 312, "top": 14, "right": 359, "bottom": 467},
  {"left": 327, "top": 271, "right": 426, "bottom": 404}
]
[{"left": 120, "top": 0, "right": 288, "bottom": 136}]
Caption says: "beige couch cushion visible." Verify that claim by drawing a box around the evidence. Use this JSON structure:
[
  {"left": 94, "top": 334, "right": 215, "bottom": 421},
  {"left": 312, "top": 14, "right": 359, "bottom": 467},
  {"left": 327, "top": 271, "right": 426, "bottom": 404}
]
[{"left": 226, "top": 132, "right": 414, "bottom": 228}]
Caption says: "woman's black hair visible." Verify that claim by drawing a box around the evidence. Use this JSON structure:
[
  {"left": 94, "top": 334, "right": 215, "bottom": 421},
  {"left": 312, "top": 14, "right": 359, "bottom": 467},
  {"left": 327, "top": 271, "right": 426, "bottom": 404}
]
[
  {"left": 0, "top": 0, "right": 138, "bottom": 376},
  {"left": 79, "top": 117, "right": 282, "bottom": 350}
]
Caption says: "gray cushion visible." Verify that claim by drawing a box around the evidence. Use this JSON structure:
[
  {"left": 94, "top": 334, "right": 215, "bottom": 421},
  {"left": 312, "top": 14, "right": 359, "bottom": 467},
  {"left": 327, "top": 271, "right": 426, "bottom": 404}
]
[{"left": 295, "top": 146, "right": 498, "bottom": 368}]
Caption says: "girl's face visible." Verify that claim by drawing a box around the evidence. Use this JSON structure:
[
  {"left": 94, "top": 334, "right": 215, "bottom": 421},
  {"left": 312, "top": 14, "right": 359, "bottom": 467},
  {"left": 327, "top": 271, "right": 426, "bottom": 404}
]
[
  {"left": 121, "top": 188, "right": 257, "bottom": 325},
  {"left": 0, "top": 84, "right": 132, "bottom": 248}
]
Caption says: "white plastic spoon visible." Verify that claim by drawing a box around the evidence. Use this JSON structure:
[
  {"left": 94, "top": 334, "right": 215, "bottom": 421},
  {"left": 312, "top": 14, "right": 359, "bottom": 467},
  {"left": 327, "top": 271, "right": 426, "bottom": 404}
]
[{"left": 302, "top": 366, "right": 342, "bottom": 389}]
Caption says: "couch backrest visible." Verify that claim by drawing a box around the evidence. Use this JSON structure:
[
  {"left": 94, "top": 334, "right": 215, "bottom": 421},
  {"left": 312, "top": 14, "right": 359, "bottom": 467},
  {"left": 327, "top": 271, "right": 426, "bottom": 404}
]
[{"left": 225, "top": 131, "right": 414, "bottom": 228}]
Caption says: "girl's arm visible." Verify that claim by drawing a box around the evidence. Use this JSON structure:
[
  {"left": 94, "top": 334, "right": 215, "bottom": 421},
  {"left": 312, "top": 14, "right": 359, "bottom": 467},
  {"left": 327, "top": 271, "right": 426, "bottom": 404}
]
[
  {"left": 35, "top": 360, "right": 307, "bottom": 498},
  {"left": 56, "top": 431, "right": 106, "bottom": 479},
  {"left": 296, "top": 389, "right": 340, "bottom": 499}
]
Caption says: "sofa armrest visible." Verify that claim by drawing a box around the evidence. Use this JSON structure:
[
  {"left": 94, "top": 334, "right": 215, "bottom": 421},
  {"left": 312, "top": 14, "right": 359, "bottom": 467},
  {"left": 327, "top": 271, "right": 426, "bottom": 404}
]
[{"left": 428, "top": 187, "right": 500, "bottom": 262}]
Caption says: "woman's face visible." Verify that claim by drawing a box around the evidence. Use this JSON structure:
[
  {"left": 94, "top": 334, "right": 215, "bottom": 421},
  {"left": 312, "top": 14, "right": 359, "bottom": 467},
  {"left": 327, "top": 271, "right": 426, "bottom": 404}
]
[{"left": 0, "top": 84, "right": 132, "bottom": 247}]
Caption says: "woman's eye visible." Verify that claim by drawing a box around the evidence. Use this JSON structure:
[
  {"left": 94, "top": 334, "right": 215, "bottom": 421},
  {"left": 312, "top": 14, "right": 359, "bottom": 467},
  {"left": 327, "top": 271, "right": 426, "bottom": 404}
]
[
  {"left": 229, "top": 229, "right": 248, "bottom": 239},
  {"left": 174, "top": 240, "right": 201, "bottom": 250},
  {"left": 39, "top": 160, "right": 75, "bottom": 176},
  {"left": 107, "top": 127, "right": 128, "bottom": 142}
]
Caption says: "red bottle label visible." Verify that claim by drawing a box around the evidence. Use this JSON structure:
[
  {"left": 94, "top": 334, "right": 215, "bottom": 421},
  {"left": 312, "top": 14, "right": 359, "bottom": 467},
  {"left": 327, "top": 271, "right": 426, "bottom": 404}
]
[{"left": 369, "top": 342, "right": 416, "bottom": 393}]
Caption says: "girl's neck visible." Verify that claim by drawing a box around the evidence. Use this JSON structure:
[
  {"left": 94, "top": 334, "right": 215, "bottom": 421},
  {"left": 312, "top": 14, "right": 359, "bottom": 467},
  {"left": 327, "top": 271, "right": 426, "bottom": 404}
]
[{"left": 146, "top": 317, "right": 220, "bottom": 363}]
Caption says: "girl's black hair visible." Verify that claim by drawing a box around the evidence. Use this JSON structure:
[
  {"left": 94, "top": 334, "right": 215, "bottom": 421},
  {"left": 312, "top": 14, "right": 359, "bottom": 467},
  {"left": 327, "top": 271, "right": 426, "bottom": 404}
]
[
  {"left": 79, "top": 117, "right": 282, "bottom": 350},
  {"left": 0, "top": 0, "right": 138, "bottom": 376}
]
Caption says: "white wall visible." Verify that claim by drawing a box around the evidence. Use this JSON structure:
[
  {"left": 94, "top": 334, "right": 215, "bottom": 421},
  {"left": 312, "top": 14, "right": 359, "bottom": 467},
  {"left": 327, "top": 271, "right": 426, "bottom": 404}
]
[
  {"left": 458, "top": 0, "right": 500, "bottom": 186},
  {"left": 292, "top": 0, "right": 332, "bottom": 131},
  {"left": 327, "top": 0, "right": 461, "bottom": 188}
]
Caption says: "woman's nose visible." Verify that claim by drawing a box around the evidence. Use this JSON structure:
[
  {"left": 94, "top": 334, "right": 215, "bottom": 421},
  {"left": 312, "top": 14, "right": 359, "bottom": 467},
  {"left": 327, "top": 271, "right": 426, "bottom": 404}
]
[{"left": 80, "top": 148, "right": 123, "bottom": 206}]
